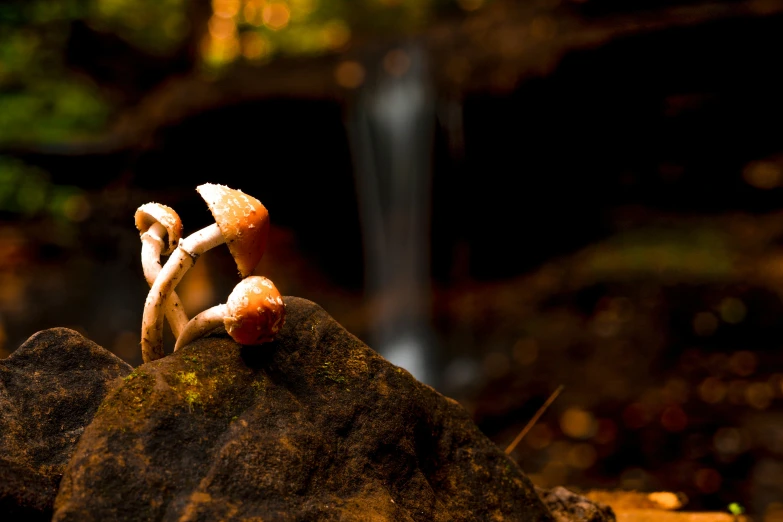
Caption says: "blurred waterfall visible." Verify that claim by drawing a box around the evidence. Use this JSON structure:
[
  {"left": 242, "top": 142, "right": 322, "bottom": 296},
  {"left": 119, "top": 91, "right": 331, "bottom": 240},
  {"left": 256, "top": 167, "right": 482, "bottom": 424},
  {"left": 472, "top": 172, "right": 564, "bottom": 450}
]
[{"left": 346, "top": 45, "right": 436, "bottom": 385}]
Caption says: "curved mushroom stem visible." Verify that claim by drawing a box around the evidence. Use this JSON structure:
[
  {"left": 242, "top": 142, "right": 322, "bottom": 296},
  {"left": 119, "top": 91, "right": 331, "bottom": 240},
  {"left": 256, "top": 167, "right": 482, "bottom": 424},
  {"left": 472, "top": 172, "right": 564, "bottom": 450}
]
[
  {"left": 140, "top": 222, "right": 189, "bottom": 338},
  {"left": 140, "top": 223, "right": 225, "bottom": 362},
  {"left": 174, "top": 304, "right": 227, "bottom": 351},
  {"left": 174, "top": 275, "right": 285, "bottom": 350}
]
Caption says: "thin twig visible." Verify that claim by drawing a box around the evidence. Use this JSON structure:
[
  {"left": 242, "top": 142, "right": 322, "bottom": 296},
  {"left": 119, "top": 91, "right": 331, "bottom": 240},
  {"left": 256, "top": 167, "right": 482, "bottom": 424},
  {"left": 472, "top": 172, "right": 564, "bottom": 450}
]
[{"left": 505, "top": 385, "right": 565, "bottom": 455}]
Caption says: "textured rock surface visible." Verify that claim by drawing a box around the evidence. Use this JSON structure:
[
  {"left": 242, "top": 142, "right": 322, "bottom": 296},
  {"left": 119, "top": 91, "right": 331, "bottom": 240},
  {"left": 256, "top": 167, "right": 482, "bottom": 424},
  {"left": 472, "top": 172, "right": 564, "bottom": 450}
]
[
  {"left": 0, "top": 328, "right": 132, "bottom": 520},
  {"left": 538, "top": 487, "right": 615, "bottom": 522},
  {"left": 55, "top": 297, "right": 556, "bottom": 521}
]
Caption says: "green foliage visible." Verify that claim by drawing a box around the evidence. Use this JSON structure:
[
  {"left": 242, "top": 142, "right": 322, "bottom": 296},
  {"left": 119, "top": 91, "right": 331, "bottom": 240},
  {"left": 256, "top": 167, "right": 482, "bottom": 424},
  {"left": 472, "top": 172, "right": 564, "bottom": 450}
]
[
  {"left": 0, "top": 0, "right": 487, "bottom": 141},
  {"left": 582, "top": 226, "right": 734, "bottom": 282},
  {"left": 0, "top": 156, "right": 89, "bottom": 220},
  {"left": 204, "top": 0, "right": 483, "bottom": 69},
  {"left": 0, "top": 81, "right": 109, "bottom": 143},
  {"left": 89, "top": 0, "right": 189, "bottom": 55},
  {"left": 0, "top": 1, "right": 109, "bottom": 145},
  {"left": 0, "top": 0, "right": 190, "bottom": 145}
]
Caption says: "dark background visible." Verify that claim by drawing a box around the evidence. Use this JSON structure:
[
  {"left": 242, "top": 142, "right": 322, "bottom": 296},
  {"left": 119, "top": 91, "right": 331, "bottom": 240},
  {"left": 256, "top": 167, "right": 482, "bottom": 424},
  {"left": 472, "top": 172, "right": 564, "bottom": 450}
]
[{"left": 2, "top": 0, "right": 783, "bottom": 517}]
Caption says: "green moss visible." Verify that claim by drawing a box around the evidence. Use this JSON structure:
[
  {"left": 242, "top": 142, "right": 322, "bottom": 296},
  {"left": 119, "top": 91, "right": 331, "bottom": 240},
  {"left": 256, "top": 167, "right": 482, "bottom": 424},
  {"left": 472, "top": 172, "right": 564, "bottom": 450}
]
[
  {"left": 169, "top": 369, "right": 203, "bottom": 412},
  {"left": 251, "top": 380, "right": 266, "bottom": 394},
  {"left": 176, "top": 371, "right": 199, "bottom": 386},
  {"left": 123, "top": 369, "right": 148, "bottom": 382},
  {"left": 181, "top": 354, "right": 202, "bottom": 367},
  {"left": 319, "top": 361, "right": 347, "bottom": 385},
  {"left": 98, "top": 369, "right": 153, "bottom": 417},
  {"left": 184, "top": 390, "right": 201, "bottom": 412},
  {"left": 125, "top": 372, "right": 154, "bottom": 411},
  {"left": 170, "top": 361, "right": 247, "bottom": 416}
]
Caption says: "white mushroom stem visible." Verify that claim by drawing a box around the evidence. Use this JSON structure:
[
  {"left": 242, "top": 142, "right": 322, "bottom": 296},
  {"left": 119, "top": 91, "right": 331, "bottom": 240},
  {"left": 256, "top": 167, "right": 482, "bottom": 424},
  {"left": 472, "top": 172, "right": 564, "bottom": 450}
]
[
  {"left": 140, "top": 222, "right": 189, "bottom": 338},
  {"left": 140, "top": 223, "right": 225, "bottom": 362},
  {"left": 174, "top": 304, "right": 227, "bottom": 352}
]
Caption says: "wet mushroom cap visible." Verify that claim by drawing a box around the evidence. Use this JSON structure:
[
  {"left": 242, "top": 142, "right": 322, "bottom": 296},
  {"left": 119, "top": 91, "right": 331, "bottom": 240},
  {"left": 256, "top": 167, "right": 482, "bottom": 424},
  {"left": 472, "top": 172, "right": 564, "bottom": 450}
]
[
  {"left": 135, "top": 203, "right": 183, "bottom": 255},
  {"left": 225, "top": 276, "right": 285, "bottom": 345},
  {"left": 196, "top": 183, "right": 270, "bottom": 278}
]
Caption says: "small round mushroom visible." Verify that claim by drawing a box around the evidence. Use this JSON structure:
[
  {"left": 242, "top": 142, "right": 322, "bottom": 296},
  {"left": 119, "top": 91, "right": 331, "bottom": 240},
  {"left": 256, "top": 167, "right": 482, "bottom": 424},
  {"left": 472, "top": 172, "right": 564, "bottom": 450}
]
[
  {"left": 174, "top": 276, "right": 285, "bottom": 351},
  {"left": 135, "top": 203, "right": 189, "bottom": 338},
  {"left": 140, "top": 184, "right": 270, "bottom": 362}
]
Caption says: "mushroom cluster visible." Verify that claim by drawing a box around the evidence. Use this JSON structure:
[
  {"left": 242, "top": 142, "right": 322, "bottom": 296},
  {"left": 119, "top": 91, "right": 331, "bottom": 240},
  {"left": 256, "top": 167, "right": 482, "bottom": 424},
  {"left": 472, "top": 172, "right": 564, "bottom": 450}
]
[{"left": 135, "top": 184, "right": 285, "bottom": 363}]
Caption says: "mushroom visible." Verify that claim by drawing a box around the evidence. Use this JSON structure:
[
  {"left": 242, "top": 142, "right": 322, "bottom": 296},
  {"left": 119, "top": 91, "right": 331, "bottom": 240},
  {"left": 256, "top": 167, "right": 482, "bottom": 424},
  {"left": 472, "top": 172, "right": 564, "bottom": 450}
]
[
  {"left": 174, "top": 276, "right": 285, "bottom": 351},
  {"left": 134, "top": 203, "right": 189, "bottom": 338},
  {"left": 140, "top": 184, "right": 270, "bottom": 362}
]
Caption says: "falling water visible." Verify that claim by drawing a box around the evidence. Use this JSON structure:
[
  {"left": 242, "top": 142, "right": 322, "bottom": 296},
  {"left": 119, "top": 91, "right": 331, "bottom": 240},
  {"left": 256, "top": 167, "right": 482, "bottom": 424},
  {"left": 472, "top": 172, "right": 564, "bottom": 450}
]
[{"left": 346, "top": 45, "right": 437, "bottom": 385}]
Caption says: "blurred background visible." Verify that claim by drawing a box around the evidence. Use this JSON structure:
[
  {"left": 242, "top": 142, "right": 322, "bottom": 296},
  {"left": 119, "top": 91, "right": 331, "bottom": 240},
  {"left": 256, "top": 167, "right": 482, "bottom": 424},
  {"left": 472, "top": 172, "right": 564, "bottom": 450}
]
[{"left": 2, "top": 0, "right": 783, "bottom": 518}]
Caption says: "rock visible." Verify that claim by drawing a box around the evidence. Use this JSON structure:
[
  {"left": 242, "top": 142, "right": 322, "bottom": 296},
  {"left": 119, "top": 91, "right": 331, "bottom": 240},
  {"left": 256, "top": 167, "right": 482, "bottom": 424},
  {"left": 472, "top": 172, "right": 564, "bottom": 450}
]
[
  {"left": 55, "top": 297, "right": 556, "bottom": 521},
  {"left": 537, "top": 487, "right": 615, "bottom": 522},
  {"left": 0, "top": 328, "right": 133, "bottom": 520}
]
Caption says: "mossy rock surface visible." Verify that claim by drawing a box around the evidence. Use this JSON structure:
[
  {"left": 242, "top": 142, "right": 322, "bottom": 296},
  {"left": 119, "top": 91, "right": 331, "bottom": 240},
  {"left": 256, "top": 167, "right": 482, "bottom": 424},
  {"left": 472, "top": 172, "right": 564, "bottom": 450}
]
[
  {"left": 0, "top": 328, "right": 132, "bottom": 520},
  {"left": 54, "top": 297, "right": 556, "bottom": 521}
]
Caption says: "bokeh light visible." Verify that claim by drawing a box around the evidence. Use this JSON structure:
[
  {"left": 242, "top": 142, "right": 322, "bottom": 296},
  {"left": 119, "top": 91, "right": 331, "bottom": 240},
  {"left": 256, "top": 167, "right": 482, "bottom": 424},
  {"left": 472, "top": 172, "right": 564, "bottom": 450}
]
[
  {"left": 660, "top": 405, "right": 688, "bottom": 432},
  {"left": 743, "top": 160, "right": 782, "bottom": 189},
  {"left": 560, "top": 407, "right": 597, "bottom": 439},
  {"left": 623, "top": 402, "right": 652, "bottom": 429},
  {"left": 719, "top": 297, "right": 747, "bottom": 324},
  {"left": 335, "top": 61, "right": 365, "bottom": 88},
  {"left": 525, "top": 423, "right": 553, "bottom": 450},
  {"left": 263, "top": 2, "right": 291, "bottom": 31},
  {"left": 699, "top": 377, "right": 727, "bottom": 404},
  {"left": 694, "top": 468, "right": 722, "bottom": 494},
  {"left": 693, "top": 311, "right": 719, "bottom": 336}
]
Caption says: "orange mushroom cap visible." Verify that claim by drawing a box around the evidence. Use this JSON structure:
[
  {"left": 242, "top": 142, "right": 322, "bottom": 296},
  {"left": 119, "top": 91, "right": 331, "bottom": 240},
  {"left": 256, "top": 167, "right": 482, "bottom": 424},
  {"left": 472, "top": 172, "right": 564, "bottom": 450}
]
[
  {"left": 224, "top": 276, "right": 285, "bottom": 345},
  {"left": 135, "top": 203, "right": 183, "bottom": 255},
  {"left": 196, "top": 183, "right": 270, "bottom": 278}
]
